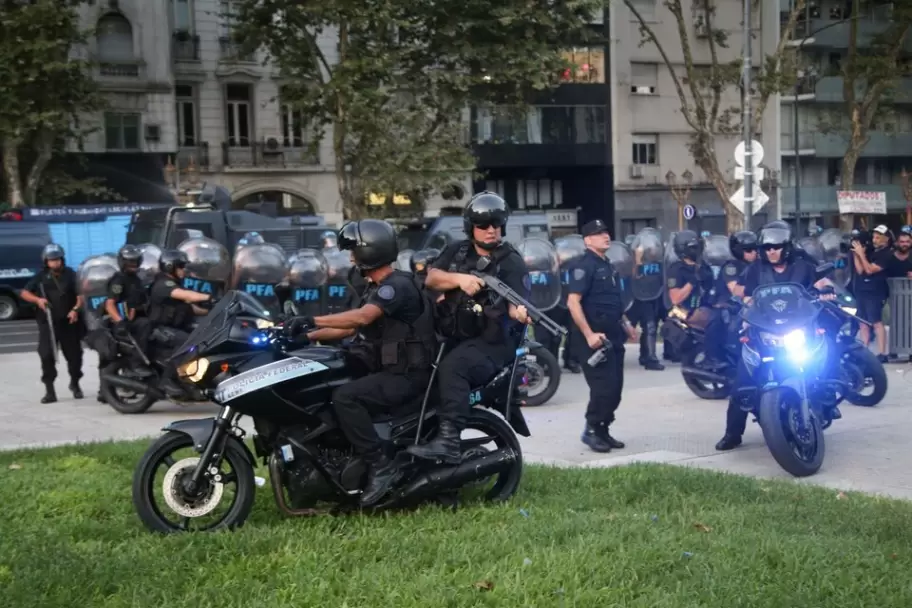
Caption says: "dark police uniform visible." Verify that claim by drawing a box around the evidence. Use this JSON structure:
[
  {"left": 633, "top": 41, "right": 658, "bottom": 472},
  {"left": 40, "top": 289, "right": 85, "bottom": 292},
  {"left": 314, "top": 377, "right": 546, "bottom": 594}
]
[
  {"left": 853, "top": 245, "right": 893, "bottom": 324},
  {"left": 332, "top": 270, "right": 436, "bottom": 454},
  {"left": 106, "top": 271, "right": 153, "bottom": 355},
  {"left": 24, "top": 267, "right": 84, "bottom": 388},
  {"left": 667, "top": 260, "right": 710, "bottom": 313},
  {"left": 147, "top": 274, "right": 195, "bottom": 348},
  {"left": 568, "top": 249, "right": 627, "bottom": 434},
  {"left": 428, "top": 240, "right": 528, "bottom": 430}
]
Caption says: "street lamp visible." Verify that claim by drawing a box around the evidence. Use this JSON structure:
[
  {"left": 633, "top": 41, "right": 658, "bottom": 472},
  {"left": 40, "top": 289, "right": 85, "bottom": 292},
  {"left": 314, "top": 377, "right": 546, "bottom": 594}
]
[
  {"left": 790, "top": 13, "right": 864, "bottom": 235},
  {"left": 666, "top": 169, "right": 693, "bottom": 230}
]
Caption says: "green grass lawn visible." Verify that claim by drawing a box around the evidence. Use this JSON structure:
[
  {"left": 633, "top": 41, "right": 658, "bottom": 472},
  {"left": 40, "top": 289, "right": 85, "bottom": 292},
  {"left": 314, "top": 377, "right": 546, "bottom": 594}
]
[{"left": 3, "top": 441, "right": 912, "bottom": 608}]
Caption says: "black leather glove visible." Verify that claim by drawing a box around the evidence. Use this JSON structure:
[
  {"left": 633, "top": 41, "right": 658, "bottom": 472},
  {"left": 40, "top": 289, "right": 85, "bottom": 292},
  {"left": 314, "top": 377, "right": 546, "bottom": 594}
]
[{"left": 286, "top": 316, "right": 315, "bottom": 336}]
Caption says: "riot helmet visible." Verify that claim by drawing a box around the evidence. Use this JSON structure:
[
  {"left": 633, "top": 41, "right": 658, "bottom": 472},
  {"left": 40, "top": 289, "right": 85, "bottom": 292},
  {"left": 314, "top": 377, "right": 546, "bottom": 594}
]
[
  {"left": 672, "top": 230, "right": 703, "bottom": 262},
  {"left": 117, "top": 244, "right": 142, "bottom": 273},
  {"left": 764, "top": 220, "right": 790, "bottom": 232},
  {"left": 463, "top": 192, "right": 509, "bottom": 251},
  {"left": 321, "top": 230, "right": 338, "bottom": 250},
  {"left": 729, "top": 230, "right": 758, "bottom": 261},
  {"left": 159, "top": 250, "right": 189, "bottom": 276},
  {"left": 410, "top": 248, "right": 441, "bottom": 275},
  {"left": 624, "top": 234, "right": 636, "bottom": 247},
  {"left": 338, "top": 219, "right": 399, "bottom": 271},
  {"left": 758, "top": 226, "right": 792, "bottom": 265},
  {"left": 42, "top": 243, "right": 65, "bottom": 264},
  {"left": 238, "top": 231, "right": 265, "bottom": 246}
]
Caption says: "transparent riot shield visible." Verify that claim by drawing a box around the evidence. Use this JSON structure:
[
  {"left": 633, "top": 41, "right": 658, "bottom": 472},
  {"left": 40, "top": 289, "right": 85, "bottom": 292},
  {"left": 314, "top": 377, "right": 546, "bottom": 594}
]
[
  {"left": 702, "top": 234, "right": 733, "bottom": 305},
  {"left": 177, "top": 236, "right": 231, "bottom": 298},
  {"left": 631, "top": 227, "right": 664, "bottom": 303},
  {"left": 285, "top": 249, "right": 328, "bottom": 317},
  {"left": 230, "top": 243, "right": 288, "bottom": 314},
  {"left": 77, "top": 255, "right": 118, "bottom": 331},
  {"left": 797, "top": 235, "right": 824, "bottom": 264},
  {"left": 137, "top": 243, "right": 162, "bottom": 287},
  {"left": 553, "top": 234, "right": 586, "bottom": 310},
  {"left": 394, "top": 249, "right": 415, "bottom": 273},
  {"left": 605, "top": 241, "right": 634, "bottom": 312},
  {"left": 517, "top": 237, "right": 561, "bottom": 311},
  {"left": 819, "top": 228, "right": 851, "bottom": 287},
  {"left": 325, "top": 247, "right": 353, "bottom": 313}
]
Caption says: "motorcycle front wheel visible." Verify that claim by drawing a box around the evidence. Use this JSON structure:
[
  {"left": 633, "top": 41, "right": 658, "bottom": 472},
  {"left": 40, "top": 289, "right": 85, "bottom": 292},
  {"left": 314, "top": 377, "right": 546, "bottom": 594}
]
[
  {"left": 132, "top": 431, "right": 256, "bottom": 533},
  {"left": 758, "top": 389, "right": 825, "bottom": 477}
]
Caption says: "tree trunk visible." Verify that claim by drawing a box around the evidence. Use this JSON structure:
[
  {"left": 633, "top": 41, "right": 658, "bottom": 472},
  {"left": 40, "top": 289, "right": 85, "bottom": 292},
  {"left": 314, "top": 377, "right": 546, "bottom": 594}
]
[
  {"left": 23, "top": 129, "right": 55, "bottom": 206},
  {"left": 839, "top": 148, "right": 861, "bottom": 232},
  {"left": 696, "top": 154, "right": 743, "bottom": 232},
  {"left": 1, "top": 137, "right": 24, "bottom": 208}
]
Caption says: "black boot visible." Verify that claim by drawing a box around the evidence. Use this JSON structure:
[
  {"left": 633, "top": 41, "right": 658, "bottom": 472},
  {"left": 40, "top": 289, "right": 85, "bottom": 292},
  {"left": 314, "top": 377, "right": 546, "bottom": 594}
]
[
  {"left": 581, "top": 424, "right": 612, "bottom": 453},
  {"left": 96, "top": 391, "right": 107, "bottom": 404},
  {"left": 360, "top": 452, "right": 402, "bottom": 506},
  {"left": 643, "top": 323, "right": 665, "bottom": 370},
  {"left": 406, "top": 421, "right": 461, "bottom": 463},
  {"left": 69, "top": 381, "right": 84, "bottom": 400},
  {"left": 714, "top": 434, "right": 742, "bottom": 451},
  {"left": 41, "top": 383, "right": 57, "bottom": 404}
]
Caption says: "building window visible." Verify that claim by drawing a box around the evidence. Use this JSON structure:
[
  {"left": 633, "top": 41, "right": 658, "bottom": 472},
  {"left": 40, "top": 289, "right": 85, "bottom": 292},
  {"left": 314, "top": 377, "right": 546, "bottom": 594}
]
[
  {"left": 621, "top": 218, "right": 655, "bottom": 237},
  {"left": 219, "top": 0, "right": 237, "bottom": 39},
  {"left": 225, "top": 83, "right": 251, "bottom": 147},
  {"left": 630, "top": 63, "right": 658, "bottom": 94},
  {"left": 632, "top": 134, "right": 657, "bottom": 165},
  {"left": 518, "top": 179, "right": 562, "bottom": 209},
  {"left": 104, "top": 113, "right": 141, "bottom": 150},
  {"left": 628, "top": 0, "right": 656, "bottom": 20},
  {"left": 560, "top": 47, "right": 605, "bottom": 83},
  {"left": 484, "top": 180, "right": 506, "bottom": 198},
  {"left": 173, "top": 0, "right": 194, "bottom": 31},
  {"left": 96, "top": 13, "right": 134, "bottom": 61},
  {"left": 175, "top": 84, "right": 196, "bottom": 146},
  {"left": 280, "top": 100, "right": 308, "bottom": 147}
]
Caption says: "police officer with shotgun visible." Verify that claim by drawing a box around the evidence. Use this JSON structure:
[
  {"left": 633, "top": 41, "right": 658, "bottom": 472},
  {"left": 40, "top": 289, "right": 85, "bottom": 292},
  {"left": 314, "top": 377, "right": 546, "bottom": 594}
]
[
  {"left": 566, "top": 220, "right": 638, "bottom": 453},
  {"left": 19, "top": 244, "right": 85, "bottom": 403}
]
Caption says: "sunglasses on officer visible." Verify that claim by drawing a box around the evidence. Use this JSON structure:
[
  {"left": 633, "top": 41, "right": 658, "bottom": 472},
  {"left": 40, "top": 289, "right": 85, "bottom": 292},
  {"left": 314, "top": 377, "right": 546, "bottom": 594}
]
[
  {"left": 474, "top": 220, "right": 505, "bottom": 231},
  {"left": 761, "top": 244, "right": 783, "bottom": 252}
]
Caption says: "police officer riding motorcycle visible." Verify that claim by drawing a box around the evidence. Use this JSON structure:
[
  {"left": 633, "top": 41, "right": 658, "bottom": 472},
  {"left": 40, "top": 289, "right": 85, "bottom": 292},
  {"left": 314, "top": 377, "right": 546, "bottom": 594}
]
[{"left": 105, "top": 244, "right": 154, "bottom": 379}]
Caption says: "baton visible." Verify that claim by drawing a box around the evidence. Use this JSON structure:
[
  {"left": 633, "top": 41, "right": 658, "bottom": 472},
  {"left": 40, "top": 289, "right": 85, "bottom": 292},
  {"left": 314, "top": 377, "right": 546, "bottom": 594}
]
[{"left": 38, "top": 283, "right": 58, "bottom": 365}]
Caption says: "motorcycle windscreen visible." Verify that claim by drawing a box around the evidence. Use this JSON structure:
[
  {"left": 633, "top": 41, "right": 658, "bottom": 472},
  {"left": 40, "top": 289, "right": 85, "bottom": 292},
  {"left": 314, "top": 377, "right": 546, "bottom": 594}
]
[
  {"left": 172, "top": 290, "right": 272, "bottom": 363},
  {"left": 743, "top": 282, "right": 820, "bottom": 334}
]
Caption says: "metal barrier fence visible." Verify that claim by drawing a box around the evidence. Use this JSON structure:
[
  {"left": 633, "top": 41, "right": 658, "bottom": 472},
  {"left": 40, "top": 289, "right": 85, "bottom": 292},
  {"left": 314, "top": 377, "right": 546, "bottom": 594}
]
[{"left": 888, "top": 278, "right": 912, "bottom": 357}]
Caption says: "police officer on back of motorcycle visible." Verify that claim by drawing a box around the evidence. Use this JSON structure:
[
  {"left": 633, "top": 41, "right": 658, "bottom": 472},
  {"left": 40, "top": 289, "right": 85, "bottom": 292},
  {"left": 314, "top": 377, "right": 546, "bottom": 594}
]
[
  {"left": 715, "top": 224, "right": 834, "bottom": 451},
  {"left": 19, "top": 244, "right": 85, "bottom": 403},
  {"left": 105, "top": 245, "right": 154, "bottom": 380},
  {"left": 406, "top": 192, "right": 532, "bottom": 464},
  {"left": 566, "top": 220, "right": 639, "bottom": 452},
  {"left": 288, "top": 220, "right": 437, "bottom": 505},
  {"left": 719, "top": 231, "right": 759, "bottom": 299},
  {"left": 148, "top": 250, "right": 213, "bottom": 396}
]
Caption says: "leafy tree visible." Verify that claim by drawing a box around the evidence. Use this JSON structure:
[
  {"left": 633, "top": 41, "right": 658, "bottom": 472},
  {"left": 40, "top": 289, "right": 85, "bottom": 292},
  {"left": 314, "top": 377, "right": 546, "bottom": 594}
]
[
  {"left": 233, "top": 0, "right": 600, "bottom": 218},
  {"left": 0, "top": 0, "right": 104, "bottom": 207},
  {"left": 624, "top": 0, "right": 807, "bottom": 231}
]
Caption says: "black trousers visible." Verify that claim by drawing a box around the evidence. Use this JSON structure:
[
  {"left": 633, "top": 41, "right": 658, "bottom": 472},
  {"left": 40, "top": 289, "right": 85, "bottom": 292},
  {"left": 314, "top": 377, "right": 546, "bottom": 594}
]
[
  {"left": 575, "top": 330, "right": 625, "bottom": 428},
  {"left": 123, "top": 317, "right": 153, "bottom": 362},
  {"left": 724, "top": 359, "right": 754, "bottom": 438},
  {"left": 332, "top": 370, "right": 429, "bottom": 454},
  {"left": 437, "top": 338, "right": 511, "bottom": 428},
  {"left": 539, "top": 308, "right": 579, "bottom": 367},
  {"left": 37, "top": 321, "right": 83, "bottom": 385}
]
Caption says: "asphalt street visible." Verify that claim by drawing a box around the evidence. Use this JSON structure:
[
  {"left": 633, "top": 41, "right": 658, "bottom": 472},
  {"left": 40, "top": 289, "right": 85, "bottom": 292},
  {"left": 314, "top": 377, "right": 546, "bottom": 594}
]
[{"left": 0, "top": 319, "right": 38, "bottom": 355}]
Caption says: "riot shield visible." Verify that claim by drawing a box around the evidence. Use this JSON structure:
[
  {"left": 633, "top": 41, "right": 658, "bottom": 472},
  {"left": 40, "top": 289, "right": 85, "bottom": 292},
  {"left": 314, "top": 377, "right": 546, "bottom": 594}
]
[
  {"left": 517, "top": 237, "right": 561, "bottom": 311},
  {"left": 553, "top": 234, "right": 586, "bottom": 309},
  {"left": 324, "top": 247, "right": 353, "bottom": 313},
  {"left": 631, "top": 227, "right": 664, "bottom": 303},
  {"left": 394, "top": 249, "right": 415, "bottom": 273},
  {"left": 702, "top": 234, "right": 733, "bottom": 304},
  {"left": 137, "top": 243, "right": 162, "bottom": 287},
  {"left": 77, "top": 255, "right": 118, "bottom": 331},
  {"left": 230, "top": 243, "right": 287, "bottom": 314},
  {"left": 605, "top": 241, "right": 634, "bottom": 312},
  {"left": 624, "top": 234, "right": 636, "bottom": 247},
  {"left": 285, "top": 248, "right": 328, "bottom": 317},
  {"left": 819, "top": 228, "right": 851, "bottom": 287},
  {"left": 177, "top": 236, "right": 231, "bottom": 297},
  {"left": 796, "top": 235, "right": 824, "bottom": 264}
]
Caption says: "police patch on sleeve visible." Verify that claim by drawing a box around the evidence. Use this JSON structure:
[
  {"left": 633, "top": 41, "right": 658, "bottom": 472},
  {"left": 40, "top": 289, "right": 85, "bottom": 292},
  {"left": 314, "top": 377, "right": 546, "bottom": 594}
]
[
  {"left": 725, "top": 264, "right": 737, "bottom": 276},
  {"left": 573, "top": 268, "right": 586, "bottom": 280},
  {"left": 377, "top": 285, "right": 395, "bottom": 300},
  {"left": 667, "top": 277, "right": 677, "bottom": 288},
  {"left": 111, "top": 283, "right": 123, "bottom": 295},
  {"left": 165, "top": 280, "right": 177, "bottom": 288}
]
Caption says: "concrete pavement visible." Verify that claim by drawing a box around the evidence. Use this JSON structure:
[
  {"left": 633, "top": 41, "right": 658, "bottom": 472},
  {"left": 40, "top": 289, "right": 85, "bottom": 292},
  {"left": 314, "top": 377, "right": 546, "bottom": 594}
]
[
  {"left": 2, "top": 350, "right": 912, "bottom": 499},
  {"left": 0, "top": 319, "right": 38, "bottom": 354}
]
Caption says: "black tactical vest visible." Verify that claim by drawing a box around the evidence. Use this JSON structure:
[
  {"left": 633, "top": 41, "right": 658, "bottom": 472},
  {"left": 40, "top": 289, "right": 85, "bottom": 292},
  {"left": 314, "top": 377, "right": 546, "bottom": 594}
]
[
  {"left": 148, "top": 275, "right": 193, "bottom": 330},
  {"left": 360, "top": 272, "right": 438, "bottom": 374}
]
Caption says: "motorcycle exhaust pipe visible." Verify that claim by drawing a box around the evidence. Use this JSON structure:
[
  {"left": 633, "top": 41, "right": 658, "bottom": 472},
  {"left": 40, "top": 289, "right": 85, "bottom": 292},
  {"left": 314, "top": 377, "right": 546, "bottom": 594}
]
[
  {"left": 101, "top": 372, "right": 160, "bottom": 396},
  {"left": 681, "top": 366, "right": 729, "bottom": 385},
  {"left": 396, "top": 448, "right": 517, "bottom": 503}
]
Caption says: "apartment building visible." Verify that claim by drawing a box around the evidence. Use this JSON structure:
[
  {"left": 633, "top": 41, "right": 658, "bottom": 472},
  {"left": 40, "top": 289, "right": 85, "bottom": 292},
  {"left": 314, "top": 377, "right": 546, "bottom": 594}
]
[
  {"left": 73, "top": 0, "right": 469, "bottom": 223},
  {"left": 780, "top": 0, "right": 912, "bottom": 229},
  {"left": 610, "top": 0, "right": 782, "bottom": 236}
]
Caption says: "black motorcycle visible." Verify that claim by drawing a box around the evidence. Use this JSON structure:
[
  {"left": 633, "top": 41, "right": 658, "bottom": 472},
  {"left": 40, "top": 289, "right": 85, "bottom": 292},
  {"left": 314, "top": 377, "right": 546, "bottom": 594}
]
[
  {"left": 132, "top": 290, "right": 552, "bottom": 533},
  {"left": 665, "top": 305, "right": 739, "bottom": 400},
  {"left": 824, "top": 288, "right": 888, "bottom": 407},
  {"left": 736, "top": 283, "right": 849, "bottom": 477}
]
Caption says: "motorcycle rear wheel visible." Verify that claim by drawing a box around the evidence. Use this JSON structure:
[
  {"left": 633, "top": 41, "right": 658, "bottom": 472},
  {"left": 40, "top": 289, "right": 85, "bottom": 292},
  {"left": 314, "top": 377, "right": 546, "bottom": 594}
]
[
  {"left": 459, "top": 408, "right": 524, "bottom": 502},
  {"left": 522, "top": 346, "right": 560, "bottom": 406},
  {"left": 843, "top": 348, "right": 887, "bottom": 407},
  {"left": 758, "top": 390, "right": 825, "bottom": 477},
  {"left": 101, "top": 360, "right": 157, "bottom": 414},
  {"left": 681, "top": 349, "right": 730, "bottom": 400}
]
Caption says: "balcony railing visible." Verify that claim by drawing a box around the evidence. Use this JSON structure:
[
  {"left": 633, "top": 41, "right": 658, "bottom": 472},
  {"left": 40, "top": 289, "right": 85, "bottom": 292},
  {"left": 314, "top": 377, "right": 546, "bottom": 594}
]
[
  {"left": 177, "top": 143, "right": 209, "bottom": 171},
  {"left": 98, "top": 61, "right": 141, "bottom": 77},
  {"left": 219, "top": 37, "right": 256, "bottom": 62},
  {"left": 173, "top": 32, "right": 201, "bottom": 61},
  {"left": 473, "top": 105, "right": 607, "bottom": 145},
  {"left": 222, "top": 140, "right": 319, "bottom": 168}
]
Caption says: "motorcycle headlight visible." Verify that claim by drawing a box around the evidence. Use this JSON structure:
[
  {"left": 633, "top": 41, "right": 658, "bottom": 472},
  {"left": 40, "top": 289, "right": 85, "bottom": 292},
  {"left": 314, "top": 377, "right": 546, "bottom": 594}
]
[
  {"left": 177, "top": 357, "right": 210, "bottom": 383},
  {"left": 759, "top": 329, "right": 816, "bottom": 364},
  {"left": 255, "top": 319, "right": 275, "bottom": 329}
]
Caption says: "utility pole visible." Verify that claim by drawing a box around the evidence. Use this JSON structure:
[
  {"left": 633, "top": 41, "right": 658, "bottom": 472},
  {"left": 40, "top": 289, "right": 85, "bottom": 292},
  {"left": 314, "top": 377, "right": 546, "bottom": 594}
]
[{"left": 741, "top": 0, "right": 753, "bottom": 228}]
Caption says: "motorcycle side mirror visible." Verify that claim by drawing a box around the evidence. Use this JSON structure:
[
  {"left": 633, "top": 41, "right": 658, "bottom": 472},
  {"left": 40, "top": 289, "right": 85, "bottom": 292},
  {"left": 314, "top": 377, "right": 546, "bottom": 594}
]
[{"left": 476, "top": 256, "right": 492, "bottom": 272}]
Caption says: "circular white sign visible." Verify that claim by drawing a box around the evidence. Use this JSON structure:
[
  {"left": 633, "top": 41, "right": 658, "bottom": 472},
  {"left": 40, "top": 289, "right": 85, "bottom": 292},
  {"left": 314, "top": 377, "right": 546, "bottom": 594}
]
[
  {"left": 683, "top": 204, "right": 696, "bottom": 220},
  {"left": 734, "top": 140, "right": 764, "bottom": 167}
]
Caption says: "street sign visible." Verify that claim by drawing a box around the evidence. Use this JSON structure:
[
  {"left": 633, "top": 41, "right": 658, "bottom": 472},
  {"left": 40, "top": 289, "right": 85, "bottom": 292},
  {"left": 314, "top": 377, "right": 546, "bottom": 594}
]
[
  {"left": 730, "top": 187, "right": 769, "bottom": 215},
  {"left": 734, "top": 140, "right": 764, "bottom": 167},
  {"left": 682, "top": 204, "right": 696, "bottom": 220}
]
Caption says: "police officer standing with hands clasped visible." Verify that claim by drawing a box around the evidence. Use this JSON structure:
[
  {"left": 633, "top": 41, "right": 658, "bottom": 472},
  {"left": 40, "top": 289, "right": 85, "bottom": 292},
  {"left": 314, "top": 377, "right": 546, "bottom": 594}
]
[
  {"left": 567, "top": 220, "right": 638, "bottom": 453},
  {"left": 19, "top": 244, "right": 85, "bottom": 403}
]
